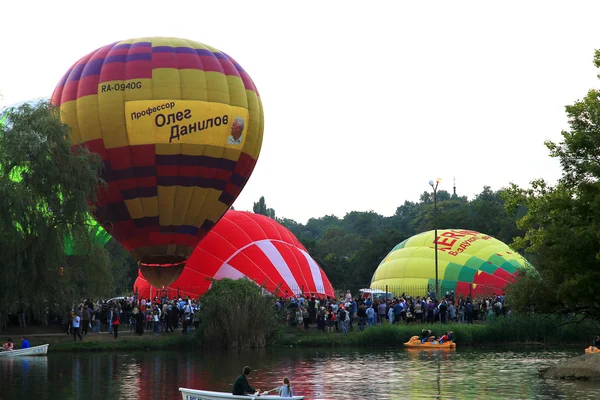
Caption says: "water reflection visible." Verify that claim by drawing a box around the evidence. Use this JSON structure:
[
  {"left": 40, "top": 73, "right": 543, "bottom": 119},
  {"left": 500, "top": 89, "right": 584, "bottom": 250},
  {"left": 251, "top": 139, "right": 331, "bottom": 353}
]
[{"left": 1, "top": 348, "right": 600, "bottom": 399}]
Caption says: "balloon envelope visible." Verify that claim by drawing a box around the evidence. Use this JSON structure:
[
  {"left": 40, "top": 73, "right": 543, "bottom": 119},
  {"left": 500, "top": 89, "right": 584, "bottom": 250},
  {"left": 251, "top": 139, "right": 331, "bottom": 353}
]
[
  {"left": 371, "top": 229, "right": 533, "bottom": 298},
  {"left": 51, "top": 37, "right": 264, "bottom": 287},
  {"left": 134, "top": 211, "right": 335, "bottom": 299}
]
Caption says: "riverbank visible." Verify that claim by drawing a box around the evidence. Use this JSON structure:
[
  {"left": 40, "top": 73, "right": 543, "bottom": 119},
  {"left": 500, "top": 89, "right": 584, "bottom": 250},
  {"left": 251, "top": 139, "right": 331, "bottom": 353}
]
[
  {"left": 542, "top": 353, "right": 600, "bottom": 380},
  {"left": 0, "top": 326, "right": 196, "bottom": 352},
  {"left": 3, "top": 314, "right": 597, "bottom": 352},
  {"left": 274, "top": 315, "right": 598, "bottom": 348}
]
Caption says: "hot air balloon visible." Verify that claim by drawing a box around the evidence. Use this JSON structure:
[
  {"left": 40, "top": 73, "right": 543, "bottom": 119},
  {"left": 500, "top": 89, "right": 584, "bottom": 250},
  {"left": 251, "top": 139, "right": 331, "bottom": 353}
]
[
  {"left": 371, "top": 229, "right": 533, "bottom": 298},
  {"left": 51, "top": 37, "right": 264, "bottom": 287},
  {"left": 1, "top": 98, "right": 112, "bottom": 254},
  {"left": 134, "top": 210, "right": 335, "bottom": 299}
]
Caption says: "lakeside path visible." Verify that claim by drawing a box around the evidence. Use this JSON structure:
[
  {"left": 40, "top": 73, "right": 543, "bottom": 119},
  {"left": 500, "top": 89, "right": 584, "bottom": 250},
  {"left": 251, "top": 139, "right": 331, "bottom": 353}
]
[{"left": 0, "top": 325, "right": 187, "bottom": 350}]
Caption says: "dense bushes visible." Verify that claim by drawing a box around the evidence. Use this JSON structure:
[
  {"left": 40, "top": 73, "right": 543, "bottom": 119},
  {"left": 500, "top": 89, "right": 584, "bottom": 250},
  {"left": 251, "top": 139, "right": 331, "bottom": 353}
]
[{"left": 198, "top": 278, "right": 279, "bottom": 348}]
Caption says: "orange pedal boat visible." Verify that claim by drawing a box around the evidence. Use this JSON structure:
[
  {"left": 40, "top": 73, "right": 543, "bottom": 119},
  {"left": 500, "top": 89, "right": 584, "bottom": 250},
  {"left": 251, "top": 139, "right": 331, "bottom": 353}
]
[
  {"left": 585, "top": 346, "right": 600, "bottom": 354},
  {"left": 404, "top": 335, "right": 456, "bottom": 349}
]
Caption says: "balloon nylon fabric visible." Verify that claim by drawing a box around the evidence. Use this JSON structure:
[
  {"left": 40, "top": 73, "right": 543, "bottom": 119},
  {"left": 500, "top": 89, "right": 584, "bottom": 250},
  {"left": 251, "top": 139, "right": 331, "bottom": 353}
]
[
  {"left": 51, "top": 37, "right": 264, "bottom": 267},
  {"left": 371, "top": 229, "right": 533, "bottom": 297},
  {"left": 134, "top": 211, "right": 335, "bottom": 298}
]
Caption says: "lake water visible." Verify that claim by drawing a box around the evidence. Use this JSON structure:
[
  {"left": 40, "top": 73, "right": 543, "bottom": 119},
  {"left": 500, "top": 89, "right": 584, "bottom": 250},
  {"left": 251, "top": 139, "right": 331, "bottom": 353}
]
[{"left": 1, "top": 347, "right": 599, "bottom": 399}]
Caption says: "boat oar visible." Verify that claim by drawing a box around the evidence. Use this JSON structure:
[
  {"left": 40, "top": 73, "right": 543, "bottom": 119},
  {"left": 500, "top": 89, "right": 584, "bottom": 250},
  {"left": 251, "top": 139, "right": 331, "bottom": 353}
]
[{"left": 261, "top": 386, "right": 280, "bottom": 395}]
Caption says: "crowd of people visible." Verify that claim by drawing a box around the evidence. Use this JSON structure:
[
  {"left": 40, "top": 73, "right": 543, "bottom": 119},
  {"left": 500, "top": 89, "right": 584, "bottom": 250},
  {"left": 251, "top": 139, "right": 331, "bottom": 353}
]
[
  {"left": 62, "top": 296, "right": 202, "bottom": 341},
  {"left": 5, "top": 295, "right": 202, "bottom": 341},
  {"left": 275, "top": 289, "right": 509, "bottom": 333}
]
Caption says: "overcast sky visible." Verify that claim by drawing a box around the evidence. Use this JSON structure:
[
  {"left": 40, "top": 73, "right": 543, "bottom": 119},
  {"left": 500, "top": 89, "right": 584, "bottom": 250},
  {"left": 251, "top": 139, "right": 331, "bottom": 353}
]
[{"left": 2, "top": 1, "right": 600, "bottom": 223}]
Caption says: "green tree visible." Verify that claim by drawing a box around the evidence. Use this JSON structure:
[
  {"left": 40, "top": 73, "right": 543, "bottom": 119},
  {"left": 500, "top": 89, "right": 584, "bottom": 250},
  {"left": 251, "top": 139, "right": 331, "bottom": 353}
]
[
  {"left": 349, "top": 229, "right": 406, "bottom": 285},
  {"left": 253, "top": 196, "right": 276, "bottom": 219},
  {"left": 503, "top": 50, "right": 600, "bottom": 318},
  {"left": 199, "top": 278, "right": 278, "bottom": 348},
  {"left": 0, "top": 100, "right": 111, "bottom": 322}
]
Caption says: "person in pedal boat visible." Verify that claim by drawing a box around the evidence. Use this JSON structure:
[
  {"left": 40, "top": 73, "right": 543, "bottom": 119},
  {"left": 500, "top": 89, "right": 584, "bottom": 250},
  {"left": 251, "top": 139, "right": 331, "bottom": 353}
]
[
  {"left": 232, "top": 366, "right": 259, "bottom": 396},
  {"left": 593, "top": 335, "right": 600, "bottom": 349},
  {"left": 420, "top": 329, "right": 432, "bottom": 343},
  {"left": 437, "top": 332, "right": 449, "bottom": 344}
]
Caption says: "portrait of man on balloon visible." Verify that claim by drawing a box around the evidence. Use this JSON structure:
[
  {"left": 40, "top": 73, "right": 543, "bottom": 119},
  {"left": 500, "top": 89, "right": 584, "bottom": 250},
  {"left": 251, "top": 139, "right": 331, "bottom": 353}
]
[{"left": 228, "top": 116, "right": 245, "bottom": 145}]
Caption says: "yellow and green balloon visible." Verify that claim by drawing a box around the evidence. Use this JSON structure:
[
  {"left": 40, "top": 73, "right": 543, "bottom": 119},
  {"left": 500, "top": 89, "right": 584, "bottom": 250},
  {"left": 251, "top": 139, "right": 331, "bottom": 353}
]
[{"left": 371, "top": 229, "right": 533, "bottom": 298}]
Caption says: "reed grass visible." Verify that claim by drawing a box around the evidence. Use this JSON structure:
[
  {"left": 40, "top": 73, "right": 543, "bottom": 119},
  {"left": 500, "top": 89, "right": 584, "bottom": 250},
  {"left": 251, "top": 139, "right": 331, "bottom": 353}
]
[{"left": 274, "top": 314, "right": 600, "bottom": 348}]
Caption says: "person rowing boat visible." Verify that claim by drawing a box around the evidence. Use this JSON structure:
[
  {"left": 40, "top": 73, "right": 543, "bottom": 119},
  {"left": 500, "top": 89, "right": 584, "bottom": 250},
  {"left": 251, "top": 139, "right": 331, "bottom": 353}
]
[{"left": 232, "top": 366, "right": 260, "bottom": 396}]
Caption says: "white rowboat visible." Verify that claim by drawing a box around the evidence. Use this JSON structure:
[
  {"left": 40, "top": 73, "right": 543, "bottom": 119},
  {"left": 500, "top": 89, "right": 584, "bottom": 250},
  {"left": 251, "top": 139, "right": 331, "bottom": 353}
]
[
  {"left": 0, "top": 344, "right": 49, "bottom": 357},
  {"left": 179, "top": 388, "right": 304, "bottom": 400}
]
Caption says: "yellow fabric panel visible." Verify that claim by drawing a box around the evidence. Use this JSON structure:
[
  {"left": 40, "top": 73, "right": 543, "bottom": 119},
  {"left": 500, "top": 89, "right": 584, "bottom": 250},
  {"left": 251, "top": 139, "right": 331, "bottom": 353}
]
[
  {"left": 59, "top": 100, "right": 81, "bottom": 143},
  {"left": 179, "top": 70, "right": 209, "bottom": 101},
  {"left": 221, "top": 147, "right": 241, "bottom": 162},
  {"left": 158, "top": 186, "right": 176, "bottom": 226},
  {"left": 124, "top": 78, "right": 153, "bottom": 102},
  {"left": 372, "top": 278, "right": 428, "bottom": 291},
  {"left": 201, "top": 145, "right": 227, "bottom": 159},
  {"left": 155, "top": 143, "right": 181, "bottom": 156},
  {"left": 75, "top": 95, "right": 102, "bottom": 142},
  {"left": 244, "top": 91, "right": 263, "bottom": 159},
  {"left": 141, "top": 197, "right": 159, "bottom": 218},
  {"left": 193, "top": 189, "right": 222, "bottom": 226},
  {"left": 226, "top": 75, "right": 248, "bottom": 108},
  {"left": 206, "top": 200, "right": 229, "bottom": 223},
  {"left": 125, "top": 100, "right": 250, "bottom": 148},
  {"left": 97, "top": 88, "right": 128, "bottom": 148},
  {"left": 373, "top": 248, "right": 449, "bottom": 282},
  {"left": 171, "top": 186, "right": 194, "bottom": 226},
  {"left": 118, "top": 37, "right": 153, "bottom": 45},
  {"left": 152, "top": 69, "right": 182, "bottom": 99},
  {"left": 151, "top": 37, "right": 181, "bottom": 47},
  {"left": 124, "top": 199, "right": 144, "bottom": 219},
  {"left": 185, "top": 187, "right": 213, "bottom": 226},
  {"left": 202, "top": 43, "right": 220, "bottom": 53},
  {"left": 205, "top": 71, "right": 230, "bottom": 104}
]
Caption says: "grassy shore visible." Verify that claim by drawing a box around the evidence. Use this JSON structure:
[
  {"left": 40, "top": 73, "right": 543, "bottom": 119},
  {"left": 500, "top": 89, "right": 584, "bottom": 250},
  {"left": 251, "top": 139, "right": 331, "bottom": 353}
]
[
  {"left": 11, "top": 315, "right": 599, "bottom": 352},
  {"left": 273, "top": 315, "right": 600, "bottom": 348},
  {"left": 13, "top": 331, "right": 197, "bottom": 353}
]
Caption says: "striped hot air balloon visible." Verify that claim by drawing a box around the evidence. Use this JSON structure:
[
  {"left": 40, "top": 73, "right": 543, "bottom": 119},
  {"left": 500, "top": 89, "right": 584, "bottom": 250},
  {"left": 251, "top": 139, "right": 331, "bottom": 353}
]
[
  {"left": 134, "top": 211, "right": 335, "bottom": 299},
  {"left": 51, "top": 37, "right": 264, "bottom": 287},
  {"left": 371, "top": 229, "right": 533, "bottom": 298}
]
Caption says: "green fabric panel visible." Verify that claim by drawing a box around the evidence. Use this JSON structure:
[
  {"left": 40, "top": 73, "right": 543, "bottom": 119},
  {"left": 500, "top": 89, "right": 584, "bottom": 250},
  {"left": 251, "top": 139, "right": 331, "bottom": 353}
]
[
  {"left": 487, "top": 254, "right": 505, "bottom": 267},
  {"left": 443, "top": 262, "right": 462, "bottom": 281},
  {"left": 465, "top": 256, "right": 485, "bottom": 270},
  {"left": 458, "top": 268, "right": 477, "bottom": 283},
  {"left": 478, "top": 262, "right": 498, "bottom": 275},
  {"left": 500, "top": 261, "right": 517, "bottom": 274}
]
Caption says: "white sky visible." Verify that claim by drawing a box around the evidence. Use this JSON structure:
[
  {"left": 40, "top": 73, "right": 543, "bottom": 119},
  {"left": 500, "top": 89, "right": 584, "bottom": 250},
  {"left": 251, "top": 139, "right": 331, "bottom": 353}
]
[{"left": 2, "top": 1, "right": 600, "bottom": 223}]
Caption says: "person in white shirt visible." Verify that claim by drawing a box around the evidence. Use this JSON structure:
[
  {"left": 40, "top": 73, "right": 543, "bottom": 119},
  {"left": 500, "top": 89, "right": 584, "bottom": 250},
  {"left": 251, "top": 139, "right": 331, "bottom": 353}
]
[{"left": 72, "top": 312, "right": 83, "bottom": 341}]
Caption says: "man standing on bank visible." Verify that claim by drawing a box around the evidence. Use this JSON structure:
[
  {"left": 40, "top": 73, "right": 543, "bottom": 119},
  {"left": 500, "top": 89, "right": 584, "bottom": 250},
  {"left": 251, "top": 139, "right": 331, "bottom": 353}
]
[{"left": 232, "top": 366, "right": 259, "bottom": 396}]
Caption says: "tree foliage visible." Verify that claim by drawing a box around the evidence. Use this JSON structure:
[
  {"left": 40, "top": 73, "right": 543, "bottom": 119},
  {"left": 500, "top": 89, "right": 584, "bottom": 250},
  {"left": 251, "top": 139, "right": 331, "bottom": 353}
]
[
  {"left": 503, "top": 50, "right": 600, "bottom": 319},
  {"left": 253, "top": 195, "right": 275, "bottom": 219},
  {"left": 0, "top": 101, "right": 114, "bottom": 321},
  {"left": 199, "top": 278, "right": 278, "bottom": 348},
  {"left": 253, "top": 186, "right": 524, "bottom": 288}
]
